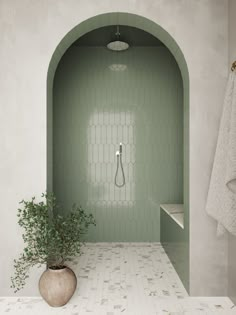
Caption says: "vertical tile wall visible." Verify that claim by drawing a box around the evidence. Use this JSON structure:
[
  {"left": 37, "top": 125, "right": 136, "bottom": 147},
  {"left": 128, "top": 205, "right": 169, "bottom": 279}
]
[{"left": 53, "top": 46, "right": 183, "bottom": 241}]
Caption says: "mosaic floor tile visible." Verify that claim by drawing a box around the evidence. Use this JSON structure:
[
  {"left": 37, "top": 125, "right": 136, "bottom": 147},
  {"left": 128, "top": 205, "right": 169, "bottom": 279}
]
[{"left": 0, "top": 243, "right": 235, "bottom": 314}]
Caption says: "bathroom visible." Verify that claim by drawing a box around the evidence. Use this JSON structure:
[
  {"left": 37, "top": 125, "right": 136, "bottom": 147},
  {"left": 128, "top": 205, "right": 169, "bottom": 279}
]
[{"left": 0, "top": 0, "right": 236, "bottom": 314}]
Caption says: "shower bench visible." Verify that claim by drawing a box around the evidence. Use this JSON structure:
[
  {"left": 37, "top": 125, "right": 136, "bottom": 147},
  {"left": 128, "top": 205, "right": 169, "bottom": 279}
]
[
  {"left": 160, "top": 204, "right": 187, "bottom": 291},
  {"left": 160, "top": 204, "right": 184, "bottom": 229}
]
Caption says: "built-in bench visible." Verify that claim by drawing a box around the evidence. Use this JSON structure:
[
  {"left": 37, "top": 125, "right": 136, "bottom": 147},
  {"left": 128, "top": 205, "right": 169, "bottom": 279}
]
[
  {"left": 160, "top": 203, "right": 188, "bottom": 291},
  {"left": 160, "top": 204, "right": 184, "bottom": 229}
]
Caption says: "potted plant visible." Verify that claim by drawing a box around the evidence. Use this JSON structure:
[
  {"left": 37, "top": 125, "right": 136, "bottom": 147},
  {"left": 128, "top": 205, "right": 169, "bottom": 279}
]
[{"left": 11, "top": 193, "right": 95, "bottom": 307}]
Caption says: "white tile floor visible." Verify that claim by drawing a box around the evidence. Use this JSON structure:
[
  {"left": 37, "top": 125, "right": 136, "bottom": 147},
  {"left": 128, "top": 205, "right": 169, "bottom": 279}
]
[{"left": 1, "top": 243, "right": 235, "bottom": 315}]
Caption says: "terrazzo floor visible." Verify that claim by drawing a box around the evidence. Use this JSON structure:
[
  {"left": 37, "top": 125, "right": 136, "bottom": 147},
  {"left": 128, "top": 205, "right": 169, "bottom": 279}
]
[{"left": 1, "top": 243, "right": 235, "bottom": 315}]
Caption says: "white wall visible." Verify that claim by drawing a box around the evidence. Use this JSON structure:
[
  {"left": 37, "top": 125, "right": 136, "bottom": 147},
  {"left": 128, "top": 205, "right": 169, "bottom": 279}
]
[
  {"left": 228, "top": 0, "right": 236, "bottom": 303},
  {"left": 229, "top": 0, "right": 236, "bottom": 67},
  {"left": 0, "top": 0, "right": 228, "bottom": 296}
]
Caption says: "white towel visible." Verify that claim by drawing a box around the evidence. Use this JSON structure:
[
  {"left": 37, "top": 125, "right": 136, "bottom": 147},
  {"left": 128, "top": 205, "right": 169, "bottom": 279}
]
[{"left": 206, "top": 71, "right": 236, "bottom": 236}]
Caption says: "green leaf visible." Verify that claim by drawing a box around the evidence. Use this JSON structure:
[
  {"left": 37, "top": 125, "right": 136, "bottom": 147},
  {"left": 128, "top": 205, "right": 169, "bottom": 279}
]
[{"left": 11, "top": 191, "right": 95, "bottom": 292}]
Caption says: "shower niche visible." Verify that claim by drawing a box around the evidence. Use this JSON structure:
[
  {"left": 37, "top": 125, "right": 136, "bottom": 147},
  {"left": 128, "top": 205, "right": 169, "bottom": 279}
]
[
  {"left": 50, "top": 14, "right": 189, "bottom": 290},
  {"left": 53, "top": 24, "right": 183, "bottom": 241}
]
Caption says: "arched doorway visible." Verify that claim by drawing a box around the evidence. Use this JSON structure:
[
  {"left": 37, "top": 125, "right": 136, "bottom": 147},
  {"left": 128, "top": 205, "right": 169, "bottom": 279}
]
[{"left": 47, "top": 12, "right": 189, "bottom": 291}]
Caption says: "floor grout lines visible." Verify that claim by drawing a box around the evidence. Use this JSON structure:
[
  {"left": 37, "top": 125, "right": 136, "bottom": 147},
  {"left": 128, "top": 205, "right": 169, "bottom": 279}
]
[{"left": 0, "top": 243, "right": 235, "bottom": 314}]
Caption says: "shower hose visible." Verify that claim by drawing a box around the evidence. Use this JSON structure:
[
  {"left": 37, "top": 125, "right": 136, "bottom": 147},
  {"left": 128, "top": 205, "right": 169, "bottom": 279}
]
[{"left": 115, "top": 143, "right": 125, "bottom": 188}]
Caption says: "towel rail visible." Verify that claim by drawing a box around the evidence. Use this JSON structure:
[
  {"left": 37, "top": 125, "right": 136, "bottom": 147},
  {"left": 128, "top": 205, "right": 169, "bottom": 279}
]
[{"left": 232, "top": 61, "right": 236, "bottom": 72}]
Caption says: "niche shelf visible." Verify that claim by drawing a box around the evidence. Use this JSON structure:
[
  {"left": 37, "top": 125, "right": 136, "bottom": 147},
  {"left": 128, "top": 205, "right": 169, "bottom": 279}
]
[{"left": 160, "top": 204, "right": 184, "bottom": 229}]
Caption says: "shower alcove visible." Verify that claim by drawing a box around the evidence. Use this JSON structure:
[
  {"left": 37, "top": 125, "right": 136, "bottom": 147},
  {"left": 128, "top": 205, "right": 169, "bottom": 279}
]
[{"left": 47, "top": 13, "right": 189, "bottom": 291}]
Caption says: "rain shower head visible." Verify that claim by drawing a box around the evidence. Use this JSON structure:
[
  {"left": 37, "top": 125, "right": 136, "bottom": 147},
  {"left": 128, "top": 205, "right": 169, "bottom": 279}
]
[
  {"left": 107, "top": 40, "right": 129, "bottom": 51},
  {"left": 107, "top": 25, "right": 129, "bottom": 51}
]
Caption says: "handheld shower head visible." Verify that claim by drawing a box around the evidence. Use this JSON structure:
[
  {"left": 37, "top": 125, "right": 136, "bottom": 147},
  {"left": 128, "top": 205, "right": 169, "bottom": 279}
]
[
  {"left": 119, "top": 142, "right": 122, "bottom": 154},
  {"left": 115, "top": 143, "right": 125, "bottom": 188}
]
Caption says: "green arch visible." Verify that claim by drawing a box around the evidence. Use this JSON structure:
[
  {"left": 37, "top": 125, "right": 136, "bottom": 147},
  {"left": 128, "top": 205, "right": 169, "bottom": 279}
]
[
  {"left": 47, "top": 12, "right": 189, "bottom": 291},
  {"left": 47, "top": 12, "right": 189, "bottom": 87}
]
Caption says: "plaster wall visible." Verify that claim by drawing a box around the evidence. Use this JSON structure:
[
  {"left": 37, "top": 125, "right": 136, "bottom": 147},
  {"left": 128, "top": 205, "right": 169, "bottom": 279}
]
[{"left": 228, "top": 0, "right": 236, "bottom": 304}]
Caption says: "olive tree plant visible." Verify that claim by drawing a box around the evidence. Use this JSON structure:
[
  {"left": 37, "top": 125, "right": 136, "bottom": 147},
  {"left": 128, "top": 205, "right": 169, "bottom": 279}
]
[{"left": 11, "top": 193, "right": 95, "bottom": 292}]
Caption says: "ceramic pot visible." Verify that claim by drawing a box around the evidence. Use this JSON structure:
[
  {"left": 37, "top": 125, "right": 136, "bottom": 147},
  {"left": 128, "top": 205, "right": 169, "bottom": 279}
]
[{"left": 39, "top": 266, "right": 77, "bottom": 307}]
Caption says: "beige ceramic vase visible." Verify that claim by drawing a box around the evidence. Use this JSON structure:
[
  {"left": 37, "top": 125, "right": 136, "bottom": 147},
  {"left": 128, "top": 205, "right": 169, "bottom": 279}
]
[{"left": 39, "top": 266, "right": 77, "bottom": 307}]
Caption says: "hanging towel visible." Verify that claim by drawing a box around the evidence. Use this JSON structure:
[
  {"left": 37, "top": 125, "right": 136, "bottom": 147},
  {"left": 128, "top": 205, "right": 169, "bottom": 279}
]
[{"left": 206, "top": 71, "right": 236, "bottom": 236}]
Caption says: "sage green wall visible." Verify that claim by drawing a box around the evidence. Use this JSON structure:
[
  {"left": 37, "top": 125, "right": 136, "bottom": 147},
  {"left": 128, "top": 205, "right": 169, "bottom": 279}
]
[
  {"left": 53, "top": 45, "right": 183, "bottom": 241},
  {"left": 161, "top": 211, "right": 189, "bottom": 290}
]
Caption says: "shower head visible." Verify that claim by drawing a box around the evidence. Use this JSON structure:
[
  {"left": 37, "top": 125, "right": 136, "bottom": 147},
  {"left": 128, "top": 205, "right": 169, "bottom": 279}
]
[
  {"left": 107, "top": 25, "right": 129, "bottom": 51},
  {"left": 107, "top": 40, "right": 129, "bottom": 51},
  {"left": 119, "top": 142, "right": 122, "bottom": 154}
]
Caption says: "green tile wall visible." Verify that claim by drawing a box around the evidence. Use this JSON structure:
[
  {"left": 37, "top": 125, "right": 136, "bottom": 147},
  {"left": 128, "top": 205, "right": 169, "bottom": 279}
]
[
  {"left": 53, "top": 46, "right": 183, "bottom": 241},
  {"left": 161, "top": 210, "right": 189, "bottom": 290}
]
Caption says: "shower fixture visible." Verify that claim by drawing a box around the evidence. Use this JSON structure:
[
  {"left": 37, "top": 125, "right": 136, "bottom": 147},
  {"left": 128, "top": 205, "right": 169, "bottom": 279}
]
[
  {"left": 115, "top": 142, "right": 126, "bottom": 188},
  {"left": 107, "top": 25, "right": 129, "bottom": 51}
]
